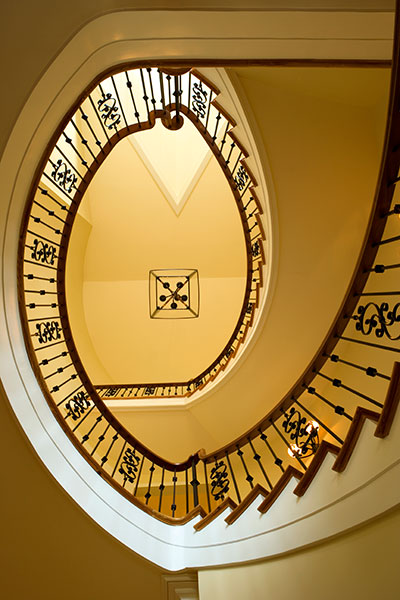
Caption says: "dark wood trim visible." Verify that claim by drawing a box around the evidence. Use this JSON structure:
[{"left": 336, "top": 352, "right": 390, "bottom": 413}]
[
  {"left": 332, "top": 407, "right": 380, "bottom": 473},
  {"left": 240, "top": 159, "right": 258, "bottom": 188},
  {"left": 225, "top": 483, "right": 269, "bottom": 525},
  {"left": 293, "top": 441, "right": 340, "bottom": 497},
  {"left": 375, "top": 361, "right": 400, "bottom": 438},
  {"left": 194, "top": 497, "right": 237, "bottom": 531},
  {"left": 190, "top": 69, "right": 220, "bottom": 95},
  {"left": 257, "top": 466, "right": 303, "bottom": 514},
  {"left": 211, "top": 99, "right": 237, "bottom": 127},
  {"left": 227, "top": 130, "right": 249, "bottom": 158}
]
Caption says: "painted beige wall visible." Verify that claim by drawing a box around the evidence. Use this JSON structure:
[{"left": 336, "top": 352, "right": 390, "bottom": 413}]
[
  {"left": 0, "top": 382, "right": 164, "bottom": 600},
  {"left": 199, "top": 506, "right": 400, "bottom": 600}
]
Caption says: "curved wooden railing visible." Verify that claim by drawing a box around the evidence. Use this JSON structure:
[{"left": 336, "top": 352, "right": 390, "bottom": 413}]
[{"left": 18, "top": 12, "right": 400, "bottom": 525}]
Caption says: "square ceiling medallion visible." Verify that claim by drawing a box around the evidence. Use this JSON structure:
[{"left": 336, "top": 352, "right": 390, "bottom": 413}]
[{"left": 149, "top": 269, "right": 199, "bottom": 319}]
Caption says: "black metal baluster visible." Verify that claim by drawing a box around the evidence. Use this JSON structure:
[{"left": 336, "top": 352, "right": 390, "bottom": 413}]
[
  {"left": 317, "top": 372, "right": 384, "bottom": 408},
  {"left": 340, "top": 335, "right": 400, "bottom": 353},
  {"left": 294, "top": 399, "right": 343, "bottom": 444},
  {"left": 145, "top": 462, "right": 155, "bottom": 505},
  {"left": 185, "top": 468, "right": 189, "bottom": 513},
  {"left": 248, "top": 437, "right": 272, "bottom": 490},
  {"left": 90, "top": 423, "right": 110, "bottom": 456},
  {"left": 158, "top": 468, "right": 165, "bottom": 512},
  {"left": 146, "top": 68, "right": 157, "bottom": 112},
  {"left": 236, "top": 444, "right": 254, "bottom": 490},
  {"left": 139, "top": 69, "right": 151, "bottom": 121},
  {"left": 78, "top": 106, "right": 105, "bottom": 155},
  {"left": 111, "top": 75, "right": 129, "bottom": 129},
  {"left": 125, "top": 71, "right": 141, "bottom": 127},
  {"left": 306, "top": 386, "right": 353, "bottom": 420},
  {"left": 82, "top": 414, "right": 103, "bottom": 444},
  {"left": 190, "top": 458, "right": 200, "bottom": 507},
  {"left": 258, "top": 430, "right": 285, "bottom": 473},
  {"left": 69, "top": 121, "right": 99, "bottom": 165},
  {"left": 327, "top": 353, "right": 390, "bottom": 381},
  {"left": 171, "top": 468, "right": 177, "bottom": 517}
]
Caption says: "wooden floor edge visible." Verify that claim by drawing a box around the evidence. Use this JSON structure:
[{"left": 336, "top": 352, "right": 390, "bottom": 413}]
[
  {"left": 194, "top": 497, "right": 237, "bottom": 531},
  {"left": 258, "top": 466, "right": 303, "bottom": 514},
  {"left": 293, "top": 441, "right": 340, "bottom": 497},
  {"left": 375, "top": 361, "right": 400, "bottom": 438},
  {"left": 332, "top": 406, "right": 380, "bottom": 473},
  {"left": 225, "top": 484, "right": 269, "bottom": 525}
]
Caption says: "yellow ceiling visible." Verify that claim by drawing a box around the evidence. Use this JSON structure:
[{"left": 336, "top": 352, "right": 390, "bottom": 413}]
[{"left": 66, "top": 122, "right": 247, "bottom": 384}]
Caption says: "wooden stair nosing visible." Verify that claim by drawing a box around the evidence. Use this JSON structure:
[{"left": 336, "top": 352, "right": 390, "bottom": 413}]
[
  {"left": 257, "top": 466, "right": 303, "bottom": 514},
  {"left": 332, "top": 406, "right": 380, "bottom": 473},
  {"left": 227, "top": 130, "right": 250, "bottom": 159},
  {"left": 375, "top": 361, "right": 400, "bottom": 438},
  {"left": 190, "top": 68, "right": 220, "bottom": 96},
  {"left": 293, "top": 441, "right": 340, "bottom": 497},
  {"left": 249, "top": 187, "right": 264, "bottom": 216},
  {"left": 240, "top": 158, "right": 258, "bottom": 188},
  {"left": 211, "top": 99, "right": 237, "bottom": 127},
  {"left": 194, "top": 497, "right": 237, "bottom": 531},
  {"left": 225, "top": 483, "right": 269, "bottom": 525}
]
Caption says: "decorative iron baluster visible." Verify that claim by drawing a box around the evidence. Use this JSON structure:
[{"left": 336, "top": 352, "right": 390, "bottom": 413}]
[
  {"left": 192, "top": 80, "right": 208, "bottom": 119},
  {"left": 353, "top": 301, "right": 400, "bottom": 340},
  {"left": 31, "top": 239, "right": 57, "bottom": 265},
  {"left": 97, "top": 86, "right": 121, "bottom": 131},
  {"left": 119, "top": 447, "right": 141, "bottom": 485},
  {"left": 65, "top": 391, "right": 91, "bottom": 421},
  {"left": 35, "top": 321, "right": 61, "bottom": 344},
  {"left": 281, "top": 407, "right": 320, "bottom": 459},
  {"left": 295, "top": 399, "right": 343, "bottom": 444},
  {"left": 210, "top": 459, "right": 229, "bottom": 501}
]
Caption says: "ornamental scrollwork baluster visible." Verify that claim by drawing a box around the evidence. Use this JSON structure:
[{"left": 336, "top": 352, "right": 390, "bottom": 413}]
[
  {"left": 51, "top": 159, "right": 78, "bottom": 193},
  {"left": 353, "top": 301, "right": 400, "bottom": 340},
  {"left": 282, "top": 407, "right": 319, "bottom": 458},
  {"left": 65, "top": 391, "right": 91, "bottom": 421},
  {"left": 210, "top": 460, "right": 229, "bottom": 501},
  {"left": 234, "top": 165, "right": 249, "bottom": 191},
  {"left": 119, "top": 448, "right": 141, "bottom": 484},
  {"left": 251, "top": 240, "right": 260, "bottom": 257},
  {"left": 192, "top": 81, "right": 208, "bottom": 119},
  {"left": 31, "top": 239, "right": 56, "bottom": 265},
  {"left": 36, "top": 321, "right": 61, "bottom": 344},
  {"left": 97, "top": 93, "right": 121, "bottom": 130}
]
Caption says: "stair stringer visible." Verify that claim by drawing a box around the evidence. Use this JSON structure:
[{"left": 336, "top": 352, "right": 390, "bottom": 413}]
[{"left": 177, "top": 396, "right": 400, "bottom": 569}]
